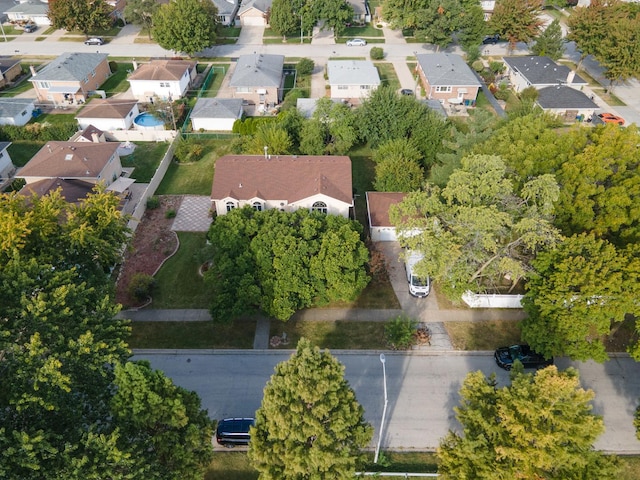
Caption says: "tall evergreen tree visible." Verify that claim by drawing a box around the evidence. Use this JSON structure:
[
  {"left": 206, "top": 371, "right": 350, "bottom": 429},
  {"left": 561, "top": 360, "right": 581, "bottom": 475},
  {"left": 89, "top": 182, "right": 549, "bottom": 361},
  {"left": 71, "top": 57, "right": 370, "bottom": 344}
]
[
  {"left": 249, "top": 339, "right": 372, "bottom": 479},
  {"left": 531, "top": 18, "right": 565, "bottom": 59}
]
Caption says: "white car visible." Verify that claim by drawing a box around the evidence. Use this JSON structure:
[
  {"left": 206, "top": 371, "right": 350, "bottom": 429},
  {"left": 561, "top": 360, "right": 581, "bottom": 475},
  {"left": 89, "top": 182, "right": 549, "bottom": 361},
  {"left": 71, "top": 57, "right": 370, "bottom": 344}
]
[
  {"left": 346, "top": 38, "right": 367, "bottom": 46},
  {"left": 84, "top": 37, "right": 105, "bottom": 46}
]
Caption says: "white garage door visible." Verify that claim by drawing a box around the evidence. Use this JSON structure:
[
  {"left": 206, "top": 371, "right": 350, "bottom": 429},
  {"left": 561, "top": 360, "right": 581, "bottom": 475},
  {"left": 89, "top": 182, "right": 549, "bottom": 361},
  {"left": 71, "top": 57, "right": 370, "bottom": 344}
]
[{"left": 240, "top": 15, "right": 265, "bottom": 26}]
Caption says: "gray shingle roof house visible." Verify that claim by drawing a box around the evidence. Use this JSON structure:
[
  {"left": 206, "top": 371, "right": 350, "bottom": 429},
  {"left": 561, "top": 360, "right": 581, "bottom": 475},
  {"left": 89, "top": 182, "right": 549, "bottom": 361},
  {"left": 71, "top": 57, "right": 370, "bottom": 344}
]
[
  {"left": 211, "top": 155, "right": 353, "bottom": 218},
  {"left": 0, "top": 57, "right": 22, "bottom": 88},
  {"left": 327, "top": 60, "right": 381, "bottom": 100},
  {"left": 503, "top": 56, "right": 587, "bottom": 92},
  {"left": 190, "top": 98, "right": 243, "bottom": 131},
  {"left": 238, "top": 0, "right": 272, "bottom": 25},
  {"left": 0, "top": 98, "right": 36, "bottom": 126},
  {"left": 29, "top": 53, "right": 111, "bottom": 105},
  {"left": 535, "top": 85, "right": 599, "bottom": 121},
  {"left": 346, "top": 0, "right": 371, "bottom": 22},
  {"left": 212, "top": 0, "right": 241, "bottom": 25},
  {"left": 4, "top": 1, "right": 50, "bottom": 25},
  {"left": 229, "top": 54, "right": 285, "bottom": 106},
  {"left": 416, "top": 53, "right": 481, "bottom": 107}
]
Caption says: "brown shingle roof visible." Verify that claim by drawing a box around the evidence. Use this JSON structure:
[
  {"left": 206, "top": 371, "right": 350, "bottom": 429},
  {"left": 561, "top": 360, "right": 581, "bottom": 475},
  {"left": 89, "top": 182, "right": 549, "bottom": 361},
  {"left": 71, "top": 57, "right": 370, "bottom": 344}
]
[
  {"left": 18, "top": 178, "right": 96, "bottom": 204},
  {"left": 18, "top": 141, "right": 119, "bottom": 179},
  {"left": 211, "top": 155, "right": 352, "bottom": 205},
  {"left": 366, "top": 192, "right": 407, "bottom": 228},
  {"left": 76, "top": 98, "right": 138, "bottom": 119},
  {"left": 128, "top": 60, "right": 196, "bottom": 81}
]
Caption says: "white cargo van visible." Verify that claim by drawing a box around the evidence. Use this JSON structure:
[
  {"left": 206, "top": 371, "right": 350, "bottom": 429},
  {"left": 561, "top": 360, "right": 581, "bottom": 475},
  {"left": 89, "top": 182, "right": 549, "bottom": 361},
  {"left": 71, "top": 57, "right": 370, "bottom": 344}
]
[{"left": 405, "top": 251, "right": 430, "bottom": 297}]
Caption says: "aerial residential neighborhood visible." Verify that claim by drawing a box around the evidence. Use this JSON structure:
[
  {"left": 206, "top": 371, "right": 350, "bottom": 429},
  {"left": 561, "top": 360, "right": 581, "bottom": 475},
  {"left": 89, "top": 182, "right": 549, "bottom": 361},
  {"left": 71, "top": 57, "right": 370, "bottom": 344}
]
[{"left": 1, "top": 0, "right": 639, "bottom": 478}]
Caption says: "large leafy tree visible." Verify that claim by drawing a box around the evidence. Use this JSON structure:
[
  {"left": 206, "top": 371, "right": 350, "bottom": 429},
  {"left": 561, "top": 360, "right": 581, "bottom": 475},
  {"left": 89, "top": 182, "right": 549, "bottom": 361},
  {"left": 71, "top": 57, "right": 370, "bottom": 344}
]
[
  {"left": 488, "top": 0, "right": 544, "bottom": 48},
  {"left": 521, "top": 234, "right": 640, "bottom": 362},
  {"left": 299, "top": 98, "right": 358, "bottom": 155},
  {"left": 48, "top": 0, "right": 113, "bottom": 36},
  {"left": 206, "top": 208, "right": 370, "bottom": 322},
  {"left": 554, "top": 124, "right": 640, "bottom": 245},
  {"left": 124, "top": 0, "right": 160, "bottom": 39},
  {"left": 438, "top": 367, "right": 618, "bottom": 479},
  {"left": 531, "top": 18, "right": 565, "bottom": 59},
  {"left": 358, "top": 86, "right": 449, "bottom": 169},
  {"left": 390, "top": 154, "right": 562, "bottom": 300},
  {"left": 249, "top": 338, "right": 372, "bottom": 479},
  {"left": 153, "top": 0, "right": 218, "bottom": 56},
  {"left": 568, "top": 0, "right": 640, "bottom": 82},
  {"left": 269, "top": 0, "right": 299, "bottom": 38},
  {"left": 373, "top": 138, "right": 425, "bottom": 192}
]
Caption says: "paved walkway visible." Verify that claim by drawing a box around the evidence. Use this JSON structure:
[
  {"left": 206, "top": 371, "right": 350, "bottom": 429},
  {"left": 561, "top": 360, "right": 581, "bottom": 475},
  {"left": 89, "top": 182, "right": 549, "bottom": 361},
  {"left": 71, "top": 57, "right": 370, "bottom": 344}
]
[{"left": 171, "top": 195, "right": 212, "bottom": 232}]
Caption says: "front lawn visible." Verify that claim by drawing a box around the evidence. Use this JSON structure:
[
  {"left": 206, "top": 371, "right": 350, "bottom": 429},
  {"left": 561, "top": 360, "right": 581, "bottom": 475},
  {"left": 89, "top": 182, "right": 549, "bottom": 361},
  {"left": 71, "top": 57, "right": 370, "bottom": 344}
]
[
  {"left": 343, "top": 24, "right": 384, "bottom": 37},
  {"left": 376, "top": 62, "right": 401, "bottom": 91},
  {"left": 444, "top": 320, "right": 522, "bottom": 350},
  {"left": 269, "top": 320, "right": 388, "bottom": 350},
  {"left": 128, "top": 319, "right": 256, "bottom": 349},
  {"left": 99, "top": 62, "right": 133, "bottom": 96},
  {"left": 151, "top": 232, "right": 212, "bottom": 309}
]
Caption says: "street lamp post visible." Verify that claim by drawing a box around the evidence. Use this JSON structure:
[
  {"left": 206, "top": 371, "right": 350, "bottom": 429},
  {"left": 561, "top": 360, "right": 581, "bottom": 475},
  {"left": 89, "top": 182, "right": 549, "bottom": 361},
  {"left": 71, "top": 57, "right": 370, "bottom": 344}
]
[{"left": 374, "top": 353, "right": 388, "bottom": 464}]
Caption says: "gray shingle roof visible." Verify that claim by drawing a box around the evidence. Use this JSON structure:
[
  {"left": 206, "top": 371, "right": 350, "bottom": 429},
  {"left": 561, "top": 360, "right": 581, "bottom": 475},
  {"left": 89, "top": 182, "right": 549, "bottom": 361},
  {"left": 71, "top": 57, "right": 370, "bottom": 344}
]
[
  {"left": 0, "top": 98, "right": 35, "bottom": 118},
  {"left": 503, "top": 56, "right": 587, "bottom": 86},
  {"left": 191, "top": 98, "right": 243, "bottom": 119},
  {"left": 0, "top": 57, "right": 20, "bottom": 75},
  {"left": 327, "top": 60, "right": 381, "bottom": 86},
  {"left": 238, "top": 0, "right": 272, "bottom": 15},
  {"left": 212, "top": 0, "right": 239, "bottom": 15},
  {"left": 536, "top": 85, "right": 599, "bottom": 109},
  {"left": 4, "top": 1, "right": 48, "bottom": 15},
  {"left": 416, "top": 53, "right": 481, "bottom": 87},
  {"left": 30, "top": 53, "right": 109, "bottom": 83},
  {"left": 0, "top": 141, "right": 11, "bottom": 151},
  {"left": 230, "top": 53, "right": 284, "bottom": 87}
]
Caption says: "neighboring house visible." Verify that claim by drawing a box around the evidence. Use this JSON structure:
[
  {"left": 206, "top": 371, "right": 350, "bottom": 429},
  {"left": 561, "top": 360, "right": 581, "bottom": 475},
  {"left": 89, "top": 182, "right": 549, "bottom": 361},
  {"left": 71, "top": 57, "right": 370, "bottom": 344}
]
[
  {"left": 211, "top": 155, "right": 353, "bottom": 218},
  {"left": 18, "top": 178, "right": 98, "bottom": 204},
  {"left": 190, "top": 98, "right": 243, "bottom": 131},
  {"left": 0, "top": 98, "right": 36, "bottom": 126},
  {"left": 17, "top": 141, "right": 122, "bottom": 187},
  {"left": 0, "top": 57, "right": 22, "bottom": 89},
  {"left": 127, "top": 59, "right": 197, "bottom": 102},
  {"left": 416, "top": 53, "right": 481, "bottom": 106},
  {"left": 366, "top": 191, "right": 406, "bottom": 242},
  {"left": 29, "top": 52, "right": 111, "bottom": 105},
  {"left": 71, "top": 125, "right": 107, "bottom": 143},
  {"left": 535, "top": 85, "right": 599, "bottom": 121},
  {"left": 4, "top": 1, "right": 51, "bottom": 25},
  {"left": 237, "top": 0, "right": 271, "bottom": 26},
  {"left": 229, "top": 53, "right": 285, "bottom": 107},
  {"left": 213, "top": 0, "right": 241, "bottom": 25},
  {"left": 503, "top": 56, "right": 587, "bottom": 93},
  {"left": 0, "top": 141, "right": 16, "bottom": 183},
  {"left": 346, "top": 0, "right": 371, "bottom": 23},
  {"left": 76, "top": 98, "right": 140, "bottom": 131},
  {"left": 296, "top": 98, "right": 343, "bottom": 118},
  {"left": 480, "top": 0, "right": 495, "bottom": 20},
  {"left": 327, "top": 60, "right": 381, "bottom": 100}
]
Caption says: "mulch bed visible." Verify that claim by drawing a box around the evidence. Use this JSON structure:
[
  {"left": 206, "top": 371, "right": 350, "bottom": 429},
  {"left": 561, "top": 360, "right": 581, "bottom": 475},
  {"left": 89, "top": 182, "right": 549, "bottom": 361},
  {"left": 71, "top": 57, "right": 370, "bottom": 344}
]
[{"left": 115, "top": 195, "right": 182, "bottom": 308}]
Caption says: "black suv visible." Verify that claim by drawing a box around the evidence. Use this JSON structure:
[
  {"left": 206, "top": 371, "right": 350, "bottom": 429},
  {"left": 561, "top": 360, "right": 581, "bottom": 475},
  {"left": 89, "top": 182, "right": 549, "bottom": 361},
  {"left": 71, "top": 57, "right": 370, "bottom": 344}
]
[
  {"left": 494, "top": 345, "right": 553, "bottom": 370},
  {"left": 482, "top": 34, "right": 500, "bottom": 45},
  {"left": 216, "top": 417, "right": 255, "bottom": 447}
]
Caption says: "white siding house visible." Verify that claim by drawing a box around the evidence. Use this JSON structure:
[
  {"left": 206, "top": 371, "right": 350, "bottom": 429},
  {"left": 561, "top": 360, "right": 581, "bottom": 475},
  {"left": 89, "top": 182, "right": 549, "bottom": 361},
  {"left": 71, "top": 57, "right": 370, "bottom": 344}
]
[{"left": 327, "top": 60, "right": 381, "bottom": 100}]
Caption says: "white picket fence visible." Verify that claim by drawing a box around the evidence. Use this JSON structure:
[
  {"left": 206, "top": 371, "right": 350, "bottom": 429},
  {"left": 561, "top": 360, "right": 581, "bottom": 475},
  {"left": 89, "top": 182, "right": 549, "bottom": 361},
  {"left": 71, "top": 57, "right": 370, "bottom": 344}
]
[{"left": 462, "top": 291, "right": 523, "bottom": 308}]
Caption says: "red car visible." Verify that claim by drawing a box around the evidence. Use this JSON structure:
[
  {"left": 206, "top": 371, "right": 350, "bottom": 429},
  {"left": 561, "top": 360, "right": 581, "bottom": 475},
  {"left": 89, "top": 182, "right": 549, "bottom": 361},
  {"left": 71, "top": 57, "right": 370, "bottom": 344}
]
[{"left": 598, "top": 113, "right": 625, "bottom": 125}]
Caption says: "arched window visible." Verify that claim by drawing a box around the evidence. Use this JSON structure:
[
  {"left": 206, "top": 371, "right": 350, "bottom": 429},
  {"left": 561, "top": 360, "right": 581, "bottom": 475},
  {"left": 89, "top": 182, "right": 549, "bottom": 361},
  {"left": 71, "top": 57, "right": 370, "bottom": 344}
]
[
  {"left": 311, "top": 201, "right": 327, "bottom": 214},
  {"left": 226, "top": 201, "right": 236, "bottom": 212},
  {"left": 252, "top": 201, "right": 263, "bottom": 211}
]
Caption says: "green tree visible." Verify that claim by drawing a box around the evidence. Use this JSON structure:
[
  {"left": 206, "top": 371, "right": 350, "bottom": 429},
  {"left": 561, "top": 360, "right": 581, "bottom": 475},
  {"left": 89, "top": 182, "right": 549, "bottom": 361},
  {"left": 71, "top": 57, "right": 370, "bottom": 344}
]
[
  {"left": 390, "top": 154, "right": 562, "bottom": 300},
  {"left": 438, "top": 367, "right": 618, "bottom": 479},
  {"left": 112, "top": 361, "right": 214, "bottom": 480},
  {"left": 153, "top": 0, "right": 217, "bottom": 56},
  {"left": 299, "top": 98, "right": 358, "bottom": 155},
  {"left": 521, "top": 234, "right": 640, "bottom": 362},
  {"left": 531, "top": 18, "right": 565, "bottom": 59},
  {"left": 358, "top": 86, "right": 449, "bottom": 168},
  {"left": 269, "top": 0, "right": 299, "bottom": 38},
  {"left": 373, "top": 138, "right": 425, "bottom": 192},
  {"left": 555, "top": 124, "right": 640, "bottom": 244},
  {"left": 124, "top": 0, "right": 159, "bottom": 39},
  {"left": 249, "top": 338, "right": 372, "bottom": 479},
  {"left": 489, "top": 0, "right": 545, "bottom": 48},
  {"left": 249, "top": 122, "right": 293, "bottom": 155},
  {"left": 206, "top": 208, "right": 369, "bottom": 321},
  {"left": 48, "top": 0, "right": 113, "bottom": 36},
  {"left": 318, "top": 0, "right": 353, "bottom": 37}
]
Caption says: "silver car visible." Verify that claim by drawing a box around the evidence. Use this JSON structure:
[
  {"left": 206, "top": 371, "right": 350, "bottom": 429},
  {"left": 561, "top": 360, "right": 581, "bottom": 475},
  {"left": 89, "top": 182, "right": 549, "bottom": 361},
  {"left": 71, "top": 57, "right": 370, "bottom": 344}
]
[{"left": 346, "top": 38, "right": 367, "bottom": 46}]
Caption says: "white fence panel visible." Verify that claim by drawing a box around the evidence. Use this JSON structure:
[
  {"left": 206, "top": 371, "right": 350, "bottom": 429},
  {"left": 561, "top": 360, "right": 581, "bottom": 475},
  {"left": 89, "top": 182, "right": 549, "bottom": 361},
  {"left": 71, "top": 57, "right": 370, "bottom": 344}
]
[{"left": 462, "top": 291, "right": 523, "bottom": 308}]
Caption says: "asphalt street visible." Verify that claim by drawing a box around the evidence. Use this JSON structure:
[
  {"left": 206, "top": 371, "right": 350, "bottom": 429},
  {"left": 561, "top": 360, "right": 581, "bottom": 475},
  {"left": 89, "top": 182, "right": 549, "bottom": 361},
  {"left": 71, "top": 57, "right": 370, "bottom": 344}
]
[{"left": 133, "top": 350, "right": 640, "bottom": 454}]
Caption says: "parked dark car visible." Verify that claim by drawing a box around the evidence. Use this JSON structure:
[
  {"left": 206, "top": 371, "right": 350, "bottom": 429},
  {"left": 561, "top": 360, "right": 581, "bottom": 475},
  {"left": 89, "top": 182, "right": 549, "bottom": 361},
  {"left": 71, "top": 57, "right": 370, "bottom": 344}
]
[
  {"left": 23, "top": 23, "right": 37, "bottom": 33},
  {"left": 400, "top": 89, "right": 414, "bottom": 96},
  {"left": 482, "top": 34, "right": 500, "bottom": 45},
  {"left": 216, "top": 417, "right": 255, "bottom": 447},
  {"left": 494, "top": 345, "right": 553, "bottom": 370}
]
